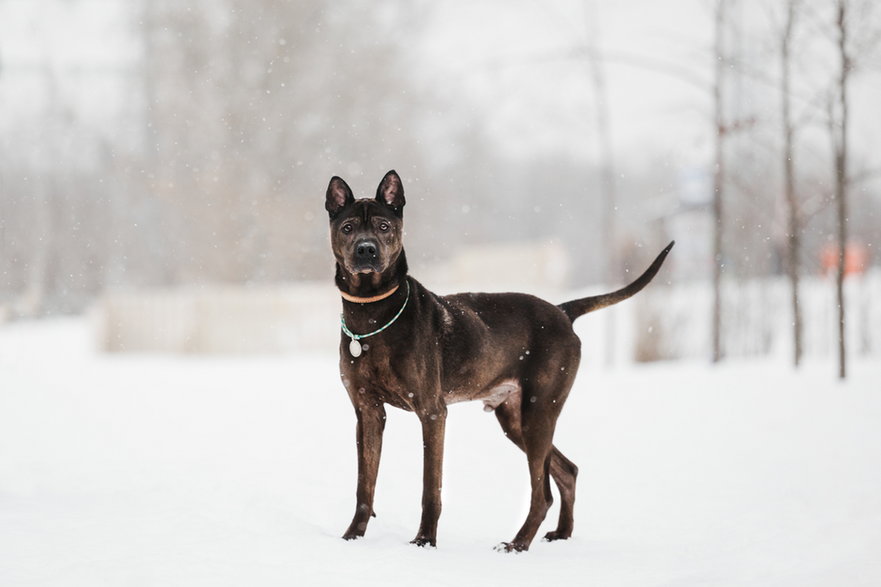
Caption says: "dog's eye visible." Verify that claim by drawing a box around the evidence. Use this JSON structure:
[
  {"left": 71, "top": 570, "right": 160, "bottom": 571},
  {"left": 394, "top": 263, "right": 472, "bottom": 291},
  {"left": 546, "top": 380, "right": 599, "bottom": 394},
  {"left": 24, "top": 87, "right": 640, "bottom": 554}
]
[
  {"left": 341, "top": 223, "right": 354, "bottom": 234},
  {"left": 378, "top": 222, "right": 390, "bottom": 232}
]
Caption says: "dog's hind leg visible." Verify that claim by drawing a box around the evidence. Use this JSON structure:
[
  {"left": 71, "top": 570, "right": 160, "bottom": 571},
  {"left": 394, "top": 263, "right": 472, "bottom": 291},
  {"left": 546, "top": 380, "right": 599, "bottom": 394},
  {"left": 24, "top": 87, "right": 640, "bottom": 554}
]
[
  {"left": 495, "top": 397, "right": 578, "bottom": 545},
  {"left": 496, "top": 412, "right": 578, "bottom": 542},
  {"left": 493, "top": 387, "right": 560, "bottom": 552},
  {"left": 493, "top": 392, "right": 525, "bottom": 450},
  {"left": 544, "top": 447, "right": 578, "bottom": 541}
]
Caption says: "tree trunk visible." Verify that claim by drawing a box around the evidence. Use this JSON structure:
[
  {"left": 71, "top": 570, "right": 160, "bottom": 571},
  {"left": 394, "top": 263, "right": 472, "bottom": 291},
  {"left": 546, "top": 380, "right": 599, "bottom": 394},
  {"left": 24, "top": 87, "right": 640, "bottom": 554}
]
[
  {"left": 781, "top": 0, "right": 803, "bottom": 368},
  {"left": 711, "top": 0, "right": 726, "bottom": 364},
  {"left": 833, "top": 0, "right": 850, "bottom": 380}
]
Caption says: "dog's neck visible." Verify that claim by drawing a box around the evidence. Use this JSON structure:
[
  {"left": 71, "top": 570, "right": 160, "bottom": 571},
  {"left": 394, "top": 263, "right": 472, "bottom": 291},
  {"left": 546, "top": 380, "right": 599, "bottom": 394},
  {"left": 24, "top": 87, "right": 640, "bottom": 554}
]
[{"left": 336, "top": 251, "right": 409, "bottom": 331}]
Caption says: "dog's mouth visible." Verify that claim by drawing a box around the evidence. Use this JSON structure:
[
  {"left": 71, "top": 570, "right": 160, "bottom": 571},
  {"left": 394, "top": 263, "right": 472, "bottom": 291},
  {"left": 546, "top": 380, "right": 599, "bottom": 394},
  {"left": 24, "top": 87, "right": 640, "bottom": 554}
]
[{"left": 350, "top": 261, "right": 383, "bottom": 275}]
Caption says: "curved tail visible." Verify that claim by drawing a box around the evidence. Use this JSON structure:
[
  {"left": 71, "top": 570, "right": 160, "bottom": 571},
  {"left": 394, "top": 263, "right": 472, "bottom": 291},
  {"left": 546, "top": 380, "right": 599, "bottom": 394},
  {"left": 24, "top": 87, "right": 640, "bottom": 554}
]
[{"left": 558, "top": 241, "right": 674, "bottom": 323}]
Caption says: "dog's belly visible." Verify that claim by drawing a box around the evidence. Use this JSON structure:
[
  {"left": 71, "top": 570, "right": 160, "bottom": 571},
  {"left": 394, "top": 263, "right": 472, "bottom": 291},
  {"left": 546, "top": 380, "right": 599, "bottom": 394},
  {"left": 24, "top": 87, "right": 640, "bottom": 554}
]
[{"left": 443, "top": 379, "right": 521, "bottom": 411}]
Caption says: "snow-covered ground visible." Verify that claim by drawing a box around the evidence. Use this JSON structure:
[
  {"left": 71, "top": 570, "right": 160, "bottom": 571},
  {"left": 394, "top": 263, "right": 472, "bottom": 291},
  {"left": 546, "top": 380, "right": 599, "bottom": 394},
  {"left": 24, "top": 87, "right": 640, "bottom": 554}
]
[{"left": 1, "top": 318, "right": 880, "bottom": 586}]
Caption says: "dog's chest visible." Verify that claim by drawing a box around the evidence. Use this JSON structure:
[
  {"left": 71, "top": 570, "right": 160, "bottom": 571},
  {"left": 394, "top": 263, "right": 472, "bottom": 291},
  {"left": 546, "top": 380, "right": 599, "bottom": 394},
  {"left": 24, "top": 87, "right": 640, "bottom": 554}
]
[{"left": 340, "top": 346, "right": 420, "bottom": 411}]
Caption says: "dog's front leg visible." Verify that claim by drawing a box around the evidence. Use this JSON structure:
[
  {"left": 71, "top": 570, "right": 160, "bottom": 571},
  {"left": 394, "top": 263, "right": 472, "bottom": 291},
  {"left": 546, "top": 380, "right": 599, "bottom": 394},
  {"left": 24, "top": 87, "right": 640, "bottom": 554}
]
[
  {"left": 411, "top": 404, "right": 447, "bottom": 547},
  {"left": 343, "top": 401, "right": 386, "bottom": 541}
]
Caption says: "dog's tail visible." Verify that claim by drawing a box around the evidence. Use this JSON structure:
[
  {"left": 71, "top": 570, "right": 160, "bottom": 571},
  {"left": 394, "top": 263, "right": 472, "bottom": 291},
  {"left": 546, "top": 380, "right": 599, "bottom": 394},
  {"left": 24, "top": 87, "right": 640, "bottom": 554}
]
[{"left": 558, "top": 241, "right": 674, "bottom": 323}]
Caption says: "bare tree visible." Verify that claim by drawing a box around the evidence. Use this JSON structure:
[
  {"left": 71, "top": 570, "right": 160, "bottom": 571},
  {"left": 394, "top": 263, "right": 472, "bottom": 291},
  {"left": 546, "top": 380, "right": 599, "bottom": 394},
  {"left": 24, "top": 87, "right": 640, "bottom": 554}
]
[
  {"left": 548, "top": 0, "right": 752, "bottom": 365},
  {"left": 711, "top": 0, "right": 728, "bottom": 364},
  {"left": 831, "top": 0, "right": 850, "bottom": 379},
  {"left": 825, "top": 0, "right": 880, "bottom": 378},
  {"left": 780, "top": 0, "right": 804, "bottom": 367}
]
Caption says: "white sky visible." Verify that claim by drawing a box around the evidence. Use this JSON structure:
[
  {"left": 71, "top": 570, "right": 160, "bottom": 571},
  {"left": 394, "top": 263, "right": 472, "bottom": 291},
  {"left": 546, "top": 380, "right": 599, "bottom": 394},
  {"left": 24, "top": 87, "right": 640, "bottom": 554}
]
[
  {"left": 416, "top": 0, "right": 715, "bottom": 164},
  {"left": 415, "top": 0, "right": 880, "bottom": 173},
  {"left": 1, "top": 0, "right": 878, "bottom": 177}
]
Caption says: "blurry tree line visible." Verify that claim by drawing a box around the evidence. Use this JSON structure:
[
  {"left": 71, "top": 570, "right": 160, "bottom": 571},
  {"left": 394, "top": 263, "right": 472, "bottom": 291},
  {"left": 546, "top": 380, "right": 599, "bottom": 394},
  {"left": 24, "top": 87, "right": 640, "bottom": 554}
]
[
  {"left": 0, "top": 0, "right": 879, "bottom": 375},
  {"left": 0, "top": 0, "right": 610, "bottom": 317},
  {"left": 1, "top": 0, "right": 440, "bottom": 313},
  {"left": 704, "top": 0, "right": 880, "bottom": 376}
]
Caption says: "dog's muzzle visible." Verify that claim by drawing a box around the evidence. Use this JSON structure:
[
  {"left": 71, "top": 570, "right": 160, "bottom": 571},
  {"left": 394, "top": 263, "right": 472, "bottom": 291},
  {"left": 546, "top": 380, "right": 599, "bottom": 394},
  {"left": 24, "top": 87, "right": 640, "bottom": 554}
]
[{"left": 352, "top": 238, "right": 381, "bottom": 273}]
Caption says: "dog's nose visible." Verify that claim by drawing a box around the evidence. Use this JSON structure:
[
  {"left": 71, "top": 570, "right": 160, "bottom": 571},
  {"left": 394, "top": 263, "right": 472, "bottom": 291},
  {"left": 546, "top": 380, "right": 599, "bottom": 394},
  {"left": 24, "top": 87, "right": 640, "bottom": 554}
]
[{"left": 354, "top": 239, "right": 378, "bottom": 260}]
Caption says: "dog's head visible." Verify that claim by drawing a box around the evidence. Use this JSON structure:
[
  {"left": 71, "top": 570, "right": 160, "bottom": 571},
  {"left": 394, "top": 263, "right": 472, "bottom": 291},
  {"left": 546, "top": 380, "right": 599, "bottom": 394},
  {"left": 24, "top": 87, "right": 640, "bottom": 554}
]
[{"left": 326, "top": 170, "right": 406, "bottom": 279}]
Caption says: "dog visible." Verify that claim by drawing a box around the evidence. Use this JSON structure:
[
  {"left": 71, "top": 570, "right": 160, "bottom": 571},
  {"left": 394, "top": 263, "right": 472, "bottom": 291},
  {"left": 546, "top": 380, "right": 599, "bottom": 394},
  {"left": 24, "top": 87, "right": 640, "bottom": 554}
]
[{"left": 326, "top": 170, "right": 673, "bottom": 552}]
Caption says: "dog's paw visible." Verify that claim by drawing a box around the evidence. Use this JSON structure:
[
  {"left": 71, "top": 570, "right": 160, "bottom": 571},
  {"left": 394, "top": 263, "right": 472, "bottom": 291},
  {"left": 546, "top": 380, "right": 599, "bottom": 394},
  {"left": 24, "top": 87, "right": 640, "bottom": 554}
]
[
  {"left": 342, "top": 516, "right": 370, "bottom": 541},
  {"left": 342, "top": 524, "right": 367, "bottom": 541},
  {"left": 494, "top": 541, "right": 527, "bottom": 553},
  {"left": 410, "top": 536, "right": 436, "bottom": 548},
  {"left": 542, "top": 530, "right": 571, "bottom": 542}
]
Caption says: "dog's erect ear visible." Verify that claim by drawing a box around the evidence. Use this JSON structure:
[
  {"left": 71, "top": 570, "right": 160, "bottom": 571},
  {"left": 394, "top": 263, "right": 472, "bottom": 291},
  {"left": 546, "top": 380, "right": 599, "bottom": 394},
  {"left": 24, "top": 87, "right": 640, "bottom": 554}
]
[
  {"left": 375, "top": 170, "right": 405, "bottom": 216},
  {"left": 326, "top": 176, "right": 355, "bottom": 219}
]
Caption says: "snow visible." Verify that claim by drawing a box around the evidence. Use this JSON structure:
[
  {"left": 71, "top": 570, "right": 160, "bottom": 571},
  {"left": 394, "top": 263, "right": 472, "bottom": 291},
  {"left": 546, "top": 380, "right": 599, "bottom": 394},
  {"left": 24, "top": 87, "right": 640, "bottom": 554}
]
[{"left": 2, "top": 319, "right": 880, "bottom": 586}]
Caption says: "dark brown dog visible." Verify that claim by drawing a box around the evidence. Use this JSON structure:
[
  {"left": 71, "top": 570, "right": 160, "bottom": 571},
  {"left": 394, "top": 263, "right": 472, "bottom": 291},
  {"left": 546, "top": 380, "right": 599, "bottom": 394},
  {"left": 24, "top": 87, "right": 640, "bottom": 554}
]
[{"left": 327, "top": 170, "right": 673, "bottom": 552}]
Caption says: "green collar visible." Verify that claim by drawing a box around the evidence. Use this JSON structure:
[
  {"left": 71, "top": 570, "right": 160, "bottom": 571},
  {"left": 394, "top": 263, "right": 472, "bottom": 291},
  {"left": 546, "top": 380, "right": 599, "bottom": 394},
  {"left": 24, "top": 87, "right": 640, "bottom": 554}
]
[{"left": 340, "top": 280, "right": 410, "bottom": 357}]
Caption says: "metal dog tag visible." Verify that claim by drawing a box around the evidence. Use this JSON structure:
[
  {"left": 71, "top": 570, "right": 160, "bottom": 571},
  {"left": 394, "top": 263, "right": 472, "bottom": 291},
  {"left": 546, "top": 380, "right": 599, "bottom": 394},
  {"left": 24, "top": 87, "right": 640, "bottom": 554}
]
[{"left": 349, "top": 338, "right": 362, "bottom": 358}]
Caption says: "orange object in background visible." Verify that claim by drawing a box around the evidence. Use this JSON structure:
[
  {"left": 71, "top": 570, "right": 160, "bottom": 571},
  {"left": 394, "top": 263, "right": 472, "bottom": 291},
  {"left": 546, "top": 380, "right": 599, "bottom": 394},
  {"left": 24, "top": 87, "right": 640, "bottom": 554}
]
[{"left": 821, "top": 243, "right": 869, "bottom": 276}]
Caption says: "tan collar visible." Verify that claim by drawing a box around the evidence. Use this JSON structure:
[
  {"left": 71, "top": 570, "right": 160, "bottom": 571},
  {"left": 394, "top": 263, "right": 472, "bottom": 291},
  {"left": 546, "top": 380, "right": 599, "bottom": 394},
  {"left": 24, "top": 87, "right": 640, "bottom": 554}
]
[{"left": 339, "top": 283, "right": 401, "bottom": 304}]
